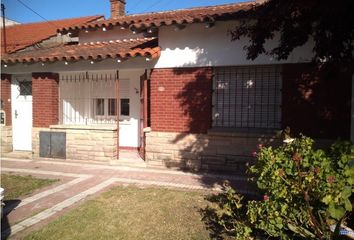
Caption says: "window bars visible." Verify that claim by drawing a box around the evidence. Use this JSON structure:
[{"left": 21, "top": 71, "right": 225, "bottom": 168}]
[
  {"left": 59, "top": 71, "right": 119, "bottom": 125},
  {"left": 212, "top": 65, "right": 282, "bottom": 129}
]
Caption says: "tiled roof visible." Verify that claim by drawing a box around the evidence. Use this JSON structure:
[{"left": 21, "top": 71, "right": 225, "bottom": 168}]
[
  {"left": 1, "top": 38, "right": 160, "bottom": 64},
  {"left": 59, "top": 1, "right": 256, "bottom": 32},
  {"left": 1, "top": 15, "right": 104, "bottom": 53}
]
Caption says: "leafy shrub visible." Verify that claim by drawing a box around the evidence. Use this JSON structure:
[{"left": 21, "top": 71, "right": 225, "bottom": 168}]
[{"left": 203, "top": 135, "right": 354, "bottom": 240}]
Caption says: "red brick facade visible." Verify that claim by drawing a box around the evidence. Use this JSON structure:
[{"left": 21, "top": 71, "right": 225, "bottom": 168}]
[
  {"left": 1, "top": 74, "right": 12, "bottom": 126},
  {"left": 149, "top": 65, "right": 351, "bottom": 139},
  {"left": 150, "top": 67, "right": 213, "bottom": 133},
  {"left": 32, "top": 72, "right": 59, "bottom": 128},
  {"left": 282, "top": 63, "right": 352, "bottom": 139}
]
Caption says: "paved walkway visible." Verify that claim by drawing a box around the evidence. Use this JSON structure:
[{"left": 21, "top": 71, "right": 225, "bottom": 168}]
[{"left": 1, "top": 157, "right": 254, "bottom": 239}]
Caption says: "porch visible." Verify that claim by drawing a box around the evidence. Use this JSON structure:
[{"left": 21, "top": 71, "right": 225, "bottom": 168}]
[{"left": 30, "top": 69, "right": 149, "bottom": 164}]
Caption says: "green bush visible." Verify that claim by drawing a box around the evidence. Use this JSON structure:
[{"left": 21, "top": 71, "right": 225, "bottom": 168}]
[{"left": 203, "top": 135, "right": 354, "bottom": 240}]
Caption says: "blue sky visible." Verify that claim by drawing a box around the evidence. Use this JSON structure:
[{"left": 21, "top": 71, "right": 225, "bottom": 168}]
[{"left": 2, "top": 0, "right": 247, "bottom": 24}]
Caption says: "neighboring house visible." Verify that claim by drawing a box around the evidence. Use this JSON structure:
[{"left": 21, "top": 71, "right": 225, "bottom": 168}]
[
  {"left": 1, "top": 0, "right": 352, "bottom": 172},
  {"left": 0, "top": 17, "right": 20, "bottom": 28}
]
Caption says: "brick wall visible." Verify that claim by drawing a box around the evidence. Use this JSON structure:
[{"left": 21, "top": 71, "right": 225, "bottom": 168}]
[
  {"left": 1, "top": 74, "right": 12, "bottom": 126},
  {"left": 282, "top": 63, "right": 351, "bottom": 139},
  {"left": 150, "top": 67, "right": 213, "bottom": 133},
  {"left": 110, "top": 0, "right": 125, "bottom": 18},
  {"left": 32, "top": 72, "right": 59, "bottom": 128}
]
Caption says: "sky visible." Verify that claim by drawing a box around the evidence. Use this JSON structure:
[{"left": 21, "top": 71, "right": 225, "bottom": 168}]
[{"left": 2, "top": 0, "right": 248, "bottom": 24}]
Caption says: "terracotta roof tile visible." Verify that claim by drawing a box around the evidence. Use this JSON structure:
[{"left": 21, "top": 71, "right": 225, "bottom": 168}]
[
  {"left": 1, "top": 15, "right": 104, "bottom": 54},
  {"left": 59, "top": 1, "right": 257, "bottom": 32},
  {"left": 1, "top": 38, "right": 159, "bottom": 64}
]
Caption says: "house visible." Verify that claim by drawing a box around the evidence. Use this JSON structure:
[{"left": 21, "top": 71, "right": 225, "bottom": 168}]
[
  {"left": 0, "top": 17, "right": 20, "bottom": 28},
  {"left": 1, "top": 0, "right": 352, "bottom": 172}
]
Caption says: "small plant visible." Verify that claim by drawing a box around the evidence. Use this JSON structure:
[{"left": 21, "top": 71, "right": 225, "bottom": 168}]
[{"left": 203, "top": 135, "right": 354, "bottom": 240}]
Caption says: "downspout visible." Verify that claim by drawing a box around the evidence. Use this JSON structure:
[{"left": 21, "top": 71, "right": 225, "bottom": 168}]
[{"left": 1, "top": 4, "right": 7, "bottom": 53}]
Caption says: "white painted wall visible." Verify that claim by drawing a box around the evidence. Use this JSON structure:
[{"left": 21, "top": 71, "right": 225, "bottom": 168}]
[
  {"left": 0, "top": 17, "right": 20, "bottom": 28},
  {"left": 155, "top": 21, "right": 314, "bottom": 68},
  {"left": 2, "top": 57, "right": 156, "bottom": 74},
  {"left": 79, "top": 27, "right": 146, "bottom": 43}
]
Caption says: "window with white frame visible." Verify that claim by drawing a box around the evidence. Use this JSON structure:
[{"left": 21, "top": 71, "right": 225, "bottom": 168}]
[{"left": 212, "top": 66, "right": 282, "bottom": 129}]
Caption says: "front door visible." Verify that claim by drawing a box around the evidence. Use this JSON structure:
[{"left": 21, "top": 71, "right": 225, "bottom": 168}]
[{"left": 12, "top": 75, "right": 33, "bottom": 151}]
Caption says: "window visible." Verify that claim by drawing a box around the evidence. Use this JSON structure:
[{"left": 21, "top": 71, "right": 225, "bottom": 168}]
[
  {"left": 212, "top": 66, "right": 282, "bottom": 129},
  {"left": 94, "top": 98, "right": 105, "bottom": 116},
  {"left": 120, "top": 98, "right": 130, "bottom": 116},
  {"left": 59, "top": 72, "right": 131, "bottom": 125},
  {"left": 19, "top": 81, "right": 32, "bottom": 96},
  {"left": 108, "top": 99, "right": 117, "bottom": 116}
]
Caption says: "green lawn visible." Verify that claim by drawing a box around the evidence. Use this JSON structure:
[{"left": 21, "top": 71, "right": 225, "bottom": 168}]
[
  {"left": 1, "top": 174, "right": 59, "bottom": 200},
  {"left": 24, "top": 186, "right": 213, "bottom": 240}
]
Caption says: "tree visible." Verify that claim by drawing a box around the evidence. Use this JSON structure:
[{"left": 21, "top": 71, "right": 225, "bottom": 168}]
[{"left": 231, "top": 0, "right": 354, "bottom": 64}]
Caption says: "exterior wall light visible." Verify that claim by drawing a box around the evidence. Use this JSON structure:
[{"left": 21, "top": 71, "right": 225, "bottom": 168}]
[
  {"left": 65, "top": 61, "right": 69, "bottom": 65},
  {"left": 205, "top": 22, "right": 214, "bottom": 28},
  {"left": 90, "top": 60, "right": 95, "bottom": 64},
  {"left": 145, "top": 56, "right": 151, "bottom": 62},
  {"left": 102, "top": 27, "right": 107, "bottom": 32},
  {"left": 3, "top": 64, "right": 7, "bottom": 68}
]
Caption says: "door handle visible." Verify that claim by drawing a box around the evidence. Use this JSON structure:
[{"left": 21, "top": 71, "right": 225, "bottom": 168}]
[{"left": 15, "top": 110, "right": 18, "bottom": 119}]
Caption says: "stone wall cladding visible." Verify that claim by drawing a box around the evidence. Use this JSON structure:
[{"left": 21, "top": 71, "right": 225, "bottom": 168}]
[
  {"left": 1, "top": 126, "right": 13, "bottom": 153},
  {"left": 150, "top": 67, "right": 213, "bottom": 134},
  {"left": 145, "top": 131, "right": 281, "bottom": 173},
  {"left": 1, "top": 74, "right": 12, "bottom": 126},
  {"left": 32, "top": 126, "right": 117, "bottom": 162},
  {"left": 32, "top": 72, "right": 59, "bottom": 128}
]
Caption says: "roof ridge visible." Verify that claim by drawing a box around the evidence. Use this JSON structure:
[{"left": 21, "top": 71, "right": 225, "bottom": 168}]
[
  {"left": 4, "top": 15, "right": 104, "bottom": 29},
  {"left": 115, "top": 1, "right": 256, "bottom": 18}
]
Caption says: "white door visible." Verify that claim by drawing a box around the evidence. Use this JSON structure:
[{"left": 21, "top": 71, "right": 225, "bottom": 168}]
[{"left": 12, "top": 75, "right": 33, "bottom": 151}]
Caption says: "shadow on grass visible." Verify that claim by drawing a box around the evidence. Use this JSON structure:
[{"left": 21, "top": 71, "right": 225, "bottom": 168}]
[{"left": 1, "top": 199, "right": 21, "bottom": 240}]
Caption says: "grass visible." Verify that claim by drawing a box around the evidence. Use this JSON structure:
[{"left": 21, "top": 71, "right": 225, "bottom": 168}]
[
  {"left": 1, "top": 174, "right": 59, "bottom": 200},
  {"left": 24, "top": 186, "right": 213, "bottom": 240}
]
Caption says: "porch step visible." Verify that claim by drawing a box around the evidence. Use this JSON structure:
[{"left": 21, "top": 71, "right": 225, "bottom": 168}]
[
  {"left": 1, "top": 151, "right": 32, "bottom": 159},
  {"left": 110, "top": 159, "right": 147, "bottom": 168},
  {"left": 110, "top": 150, "right": 147, "bottom": 168}
]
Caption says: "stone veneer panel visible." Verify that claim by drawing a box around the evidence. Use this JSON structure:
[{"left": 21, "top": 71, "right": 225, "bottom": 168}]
[
  {"left": 32, "top": 125, "right": 117, "bottom": 162},
  {"left": 145, "top": 131, "right": 281, "bottom": 173},
  {"left": 1, "top": 126, "right": 13, "bottom": 153}
]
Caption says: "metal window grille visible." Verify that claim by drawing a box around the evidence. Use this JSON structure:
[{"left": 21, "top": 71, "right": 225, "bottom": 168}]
[
  {"left": 19, "top": 81, "right": 32, "bottom": 96},
  {"left": 108, "top": 98, "right": 117, "bottom": 116},
  {"left": 59, "top": 71, "right": 119, "bottom": 125},
  {"left": 94, "top": 98, "right": 105, "bottom": 116},
  {"left": 212, "top": 65, "right": 282, "bottom": 129}
]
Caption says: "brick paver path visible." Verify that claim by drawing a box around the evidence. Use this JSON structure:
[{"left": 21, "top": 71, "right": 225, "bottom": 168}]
[{"left": 1, "top": 157, "right": 254, "bottom": 239}]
